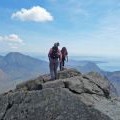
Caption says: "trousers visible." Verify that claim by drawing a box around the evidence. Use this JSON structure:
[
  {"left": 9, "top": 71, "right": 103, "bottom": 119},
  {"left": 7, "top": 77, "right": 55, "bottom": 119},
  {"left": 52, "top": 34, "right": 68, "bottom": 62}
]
[
  {"left": 60, "top": 57, "right": 65, "bottom": 71},
  {"left": 49, "top": 58, "right": 59, "bottom": 80}
]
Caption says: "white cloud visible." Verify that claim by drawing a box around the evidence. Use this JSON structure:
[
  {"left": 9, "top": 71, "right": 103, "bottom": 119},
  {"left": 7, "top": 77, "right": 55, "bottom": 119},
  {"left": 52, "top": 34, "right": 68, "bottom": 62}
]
[
  {"left": 0, "top": 34, "right": 25, "bottom": 49},
  {"left": 0, "top": 34, "right": 24, "bottom": 44},
  {"left": 6, "top": 34, "right": 23, "bottom": 43},
  {"left": 11, "top": 6, "right": 53, "bottom": 22}
]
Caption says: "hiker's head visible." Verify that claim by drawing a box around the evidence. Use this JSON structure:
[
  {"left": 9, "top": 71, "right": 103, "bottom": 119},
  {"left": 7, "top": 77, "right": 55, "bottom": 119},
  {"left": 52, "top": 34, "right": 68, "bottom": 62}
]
[
  {"left": 54, "top": 42, "right": 60, "bottom": 47},
  {"left": 56, "top": 42, "right": 60, "bottom": 46},
  {"left": 62, "top": 47, "right": 67, "bottom": 51}
]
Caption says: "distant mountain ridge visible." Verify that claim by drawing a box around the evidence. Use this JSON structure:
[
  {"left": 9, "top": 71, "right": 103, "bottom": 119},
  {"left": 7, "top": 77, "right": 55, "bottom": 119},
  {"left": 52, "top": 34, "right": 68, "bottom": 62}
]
[
  {"left": 76, "top": 62, "right": 104, "bottom": 74},
  {"left": 0, "top": 52, "right": 49, "bottom": 81},
  {"left": 0, "top": 52, "right": 49, "bottom": 93}
]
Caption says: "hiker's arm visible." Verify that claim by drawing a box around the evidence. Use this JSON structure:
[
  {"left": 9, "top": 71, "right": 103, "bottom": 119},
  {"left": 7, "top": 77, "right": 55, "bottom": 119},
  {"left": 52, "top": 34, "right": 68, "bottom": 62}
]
[
  {"left": 66, "top": 51, "right": 68, "bottom": 62},
  {"left": 48, "top": 48, "right": 52, "bottom": 60},
  {"left": 58, "top": 50, "right": 62, "bottom": 62},
  {"left": 66, "top": 55, "right": 68, "bottom": 62}
]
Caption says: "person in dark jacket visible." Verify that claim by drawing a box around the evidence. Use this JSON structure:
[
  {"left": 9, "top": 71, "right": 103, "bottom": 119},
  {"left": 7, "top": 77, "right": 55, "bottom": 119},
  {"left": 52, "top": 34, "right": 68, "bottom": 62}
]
[
  {"left": 48, "top": 42, "right": 62, "bottom": 80},
  {"left": 60, "top": 47, "right": 68, "bottom": 71}
]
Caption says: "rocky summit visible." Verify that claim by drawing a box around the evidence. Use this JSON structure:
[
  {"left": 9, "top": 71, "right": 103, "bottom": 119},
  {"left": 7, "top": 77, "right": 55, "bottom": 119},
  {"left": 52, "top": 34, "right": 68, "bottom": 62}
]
[{"left": 0, "top": 69, "right": 120, "bottom": 120}]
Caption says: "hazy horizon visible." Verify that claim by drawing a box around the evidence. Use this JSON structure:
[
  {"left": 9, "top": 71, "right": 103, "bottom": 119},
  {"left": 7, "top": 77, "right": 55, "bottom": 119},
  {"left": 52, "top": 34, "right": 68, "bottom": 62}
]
[{"left": 1, "top": 51, "right": 120, "bottom": 72}]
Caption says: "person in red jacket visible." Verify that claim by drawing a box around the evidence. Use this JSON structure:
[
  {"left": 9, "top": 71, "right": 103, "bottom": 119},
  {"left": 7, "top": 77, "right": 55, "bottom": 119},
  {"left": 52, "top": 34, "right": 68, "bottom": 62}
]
[
  {"left": 60, "top": 47, "right": 68, "bottom": 71},
  {"left": 48, "top": 42, "right": 62, "bottom": 80}
]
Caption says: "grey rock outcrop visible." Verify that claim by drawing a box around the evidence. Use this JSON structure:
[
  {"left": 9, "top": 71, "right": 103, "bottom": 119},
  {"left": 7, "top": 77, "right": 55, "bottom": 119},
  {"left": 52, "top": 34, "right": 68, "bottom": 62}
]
[
  {"left": 0, "top": 69, "right": 119, "bottom": 120},
  {"left": 0, "top": 88, "right": 112, "bottom": 120}
]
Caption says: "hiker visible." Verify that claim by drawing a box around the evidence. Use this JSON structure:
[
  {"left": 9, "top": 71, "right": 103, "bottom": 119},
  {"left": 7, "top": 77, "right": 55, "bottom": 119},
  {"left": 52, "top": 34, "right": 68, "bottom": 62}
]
[
  {"left": 60, "top": 47, "right": 68, "bottom": 71},
  {"left": 48, "top": 42, "right": 62, "bottom": 80}
]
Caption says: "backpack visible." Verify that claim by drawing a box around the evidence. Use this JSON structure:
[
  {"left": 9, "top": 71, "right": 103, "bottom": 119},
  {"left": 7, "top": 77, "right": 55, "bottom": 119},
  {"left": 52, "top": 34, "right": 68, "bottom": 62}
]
[{"left": 50, "top": 46, "right": 59, "bottom": 59}]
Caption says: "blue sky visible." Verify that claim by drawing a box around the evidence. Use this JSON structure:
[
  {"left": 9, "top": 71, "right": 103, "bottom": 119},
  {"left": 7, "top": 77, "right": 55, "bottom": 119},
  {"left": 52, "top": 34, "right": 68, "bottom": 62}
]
[{"left": 0, "top": 0, "right": 120, "bottom": 57}]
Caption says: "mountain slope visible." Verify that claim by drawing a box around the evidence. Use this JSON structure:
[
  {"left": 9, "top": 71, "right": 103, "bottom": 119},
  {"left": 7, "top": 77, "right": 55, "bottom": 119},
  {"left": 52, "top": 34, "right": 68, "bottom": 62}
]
[
  {"left": 105, "top": 71, "right": 120, "bottom": 94},
  {"left": 77, "top": 62, "right": 103, "bottom": 74},
  {"left": 0, "top": 52, "right": 49, "bottom": 94},
  {"left": 0, "top": 69, "right": 8, "bottom": 81},
  {"left": 0, "top": 52, "right": 49, "bottom": 81},
  {"left": 67, "top": 60, "right": 104, "bottom": 74}
]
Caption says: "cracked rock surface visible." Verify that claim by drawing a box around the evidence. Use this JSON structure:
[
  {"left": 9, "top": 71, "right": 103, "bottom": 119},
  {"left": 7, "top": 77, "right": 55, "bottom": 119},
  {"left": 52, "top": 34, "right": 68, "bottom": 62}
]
[{"left": 0, "top": 69, "right": 119, "bottom": 120}]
